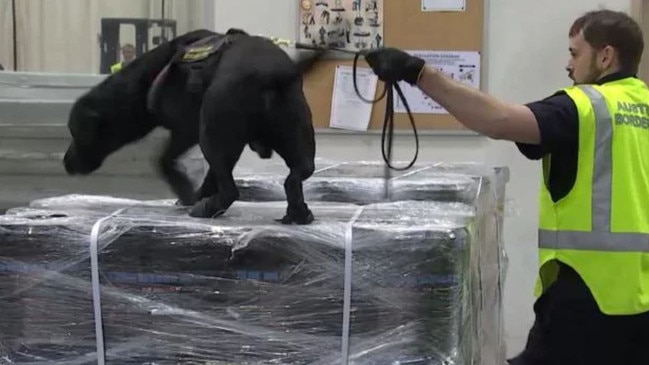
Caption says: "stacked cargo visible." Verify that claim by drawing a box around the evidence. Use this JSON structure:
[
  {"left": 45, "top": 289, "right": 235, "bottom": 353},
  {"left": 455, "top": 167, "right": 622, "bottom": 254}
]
[{"left": 0, "top": 161, "right": 509, "bottom": 364}]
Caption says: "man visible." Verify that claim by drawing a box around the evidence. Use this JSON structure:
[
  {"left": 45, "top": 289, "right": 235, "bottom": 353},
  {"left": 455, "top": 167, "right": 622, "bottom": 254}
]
[
  {"left": 110, "top": 43, "right": 137, "bottom": 74},
  {"left": 363, "top": 9, "right": 649, "bottom": 365}
]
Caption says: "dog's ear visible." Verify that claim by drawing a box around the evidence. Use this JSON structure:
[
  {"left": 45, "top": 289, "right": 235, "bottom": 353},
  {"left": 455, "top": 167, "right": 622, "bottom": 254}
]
[
  {"left": 68, "top": 101, "right": 103, "bottom": 142},
  {"left": 226, "top": 28, "right": 249, "bottom": 36},
  {"left": 76, "top": 117, "right": 102, "bottom": 142}
]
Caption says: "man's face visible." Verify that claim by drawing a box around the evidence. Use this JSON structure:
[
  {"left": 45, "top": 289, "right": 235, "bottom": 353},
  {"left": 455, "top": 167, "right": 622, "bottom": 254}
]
[
  {"left": 566, "top": 30, "right": 602, "bottom": 84},
  {"left": 122, "top": 47, "right": 135, "bottom": 62}
]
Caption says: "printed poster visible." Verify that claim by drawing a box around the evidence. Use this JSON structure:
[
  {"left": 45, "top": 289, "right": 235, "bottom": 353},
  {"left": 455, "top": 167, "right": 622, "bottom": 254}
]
[
  {"left": 394, "top": 50, "right": 481, "bottom": 114},
  {"left": 329, "top": 65, "right": 378, "bottom": 131},
  {"left": 298, "top": 0, "right": 384, "bottom": 52}
]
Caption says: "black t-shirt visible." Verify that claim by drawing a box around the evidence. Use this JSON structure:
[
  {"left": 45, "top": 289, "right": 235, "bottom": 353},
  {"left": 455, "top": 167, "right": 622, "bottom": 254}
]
[{"left": 516, "top": 72, "right": 635, "bottom": 202}]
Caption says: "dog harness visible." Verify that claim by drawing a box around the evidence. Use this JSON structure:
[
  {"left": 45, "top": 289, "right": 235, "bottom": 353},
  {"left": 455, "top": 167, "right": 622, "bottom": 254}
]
[{"left": 146, "top": 29, "right": 245, "bottom": 112}]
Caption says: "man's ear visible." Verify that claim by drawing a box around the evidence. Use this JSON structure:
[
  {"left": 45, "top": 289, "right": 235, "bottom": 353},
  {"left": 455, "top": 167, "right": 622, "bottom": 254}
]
[{"left": 599, "top": 45, "right": 616, "bottom": 70}]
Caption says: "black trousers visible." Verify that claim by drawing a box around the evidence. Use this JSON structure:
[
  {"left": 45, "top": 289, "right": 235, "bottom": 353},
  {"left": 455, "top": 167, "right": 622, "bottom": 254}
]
[{"left": 508, "top": 263, "right": 649, "bottom": 365}]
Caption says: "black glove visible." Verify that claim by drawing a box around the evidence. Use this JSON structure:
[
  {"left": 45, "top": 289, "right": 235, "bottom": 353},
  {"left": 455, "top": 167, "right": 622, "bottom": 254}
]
[{"left": 364, "top": 47, "right": 426, "bottom": 85}]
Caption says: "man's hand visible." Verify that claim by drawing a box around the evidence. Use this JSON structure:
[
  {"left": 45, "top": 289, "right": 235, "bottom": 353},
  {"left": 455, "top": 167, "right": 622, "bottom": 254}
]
[{"left": 364, "top": 47, "right": 426, "bottom": 85}]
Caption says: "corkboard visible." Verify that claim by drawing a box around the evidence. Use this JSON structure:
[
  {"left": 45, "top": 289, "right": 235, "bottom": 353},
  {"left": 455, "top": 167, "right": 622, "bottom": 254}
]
[{"left": 302, "top": 0, "right": 484, "bottom": 131}]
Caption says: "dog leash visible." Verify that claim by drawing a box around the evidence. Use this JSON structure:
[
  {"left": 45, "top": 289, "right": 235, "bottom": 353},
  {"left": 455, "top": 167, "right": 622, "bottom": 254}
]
[{"left": 269, "top": 37, "right": 420, "bottom": 199}]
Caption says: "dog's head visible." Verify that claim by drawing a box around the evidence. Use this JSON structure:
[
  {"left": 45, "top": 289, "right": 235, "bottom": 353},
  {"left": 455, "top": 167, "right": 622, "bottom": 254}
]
[
  {"left": 64, "top": 28, "right": 218, "bottom": 176},
  {"left": 63, "top": 96, "right": 152, "bottom": 175},
  {"left": 63, "top": 97, "right": 116, "bottom": 175}
]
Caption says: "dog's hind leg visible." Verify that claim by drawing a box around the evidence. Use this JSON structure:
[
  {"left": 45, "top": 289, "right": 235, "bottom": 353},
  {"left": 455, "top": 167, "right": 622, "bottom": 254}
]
[
  {"left": 193, "top": 168, "right": 218, "bottom": 201},
  {"left": 275, "top": 147, "right": 315, "bottom": 225},
  {"left": 189, "top": 142, "right": 245, "bottom": 218},
  {"left": 157, "top": 133, "right": 197, "bottom": 206},
  {"left": 271, "top": 103, "right": 316, "bottom": 224},
  {"left": 265, "top": 87, "right": 316, "bottom": 224},
  {"left": 189, "top": 88, "right": 247, "bottom": 219}
]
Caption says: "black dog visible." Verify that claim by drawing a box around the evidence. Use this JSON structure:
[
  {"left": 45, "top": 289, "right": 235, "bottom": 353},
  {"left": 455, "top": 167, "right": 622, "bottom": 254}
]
[{"left": 63, "top": 28, "right": 323, "bottom": 224}]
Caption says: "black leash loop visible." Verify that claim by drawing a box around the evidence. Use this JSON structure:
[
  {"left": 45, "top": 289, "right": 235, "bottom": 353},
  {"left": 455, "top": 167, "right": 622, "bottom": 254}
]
[
  {"left": 351, "top": 52, "right": 419, "bottom": 171},
  {"left": 294, "top": 43, "right": 420, "bottom": 172}
]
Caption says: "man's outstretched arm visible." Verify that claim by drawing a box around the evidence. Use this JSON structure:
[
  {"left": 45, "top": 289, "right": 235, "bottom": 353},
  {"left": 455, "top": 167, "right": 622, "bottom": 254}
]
[
  {"left": 416, "top": 67, "right": 541, "bottom": 144},
  {"left": 363, "top": 47, "right": 542, "bottom": 144}
]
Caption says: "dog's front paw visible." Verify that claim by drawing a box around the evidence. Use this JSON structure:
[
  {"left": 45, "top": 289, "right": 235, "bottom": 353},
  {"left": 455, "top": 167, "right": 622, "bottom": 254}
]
[
  {"left": 279, "top": 204, "right": 314, "bottom": 225},
  {"left": 189, "top": 197, "right": 227, "bottom": 218},
  {"left": 175, "top": 199, "right": 192, "bottom": 206},
  {"left": 174, "top": 192, "right": 197, "bottom": 207}
]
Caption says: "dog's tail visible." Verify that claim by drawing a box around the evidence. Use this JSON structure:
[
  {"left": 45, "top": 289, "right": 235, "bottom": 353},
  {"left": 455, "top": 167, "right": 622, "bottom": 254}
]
[
  {"left": 267, "top": 48, "right": 327, "bottom": 90},
  {"left": 292, "top": 49, "right": 327, "bottom": 77}
]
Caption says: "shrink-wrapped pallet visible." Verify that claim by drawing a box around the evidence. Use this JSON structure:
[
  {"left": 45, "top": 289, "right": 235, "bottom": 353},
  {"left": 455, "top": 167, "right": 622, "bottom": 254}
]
[{"left": 0, "top": 162, "right": 509, "bottom": 364}]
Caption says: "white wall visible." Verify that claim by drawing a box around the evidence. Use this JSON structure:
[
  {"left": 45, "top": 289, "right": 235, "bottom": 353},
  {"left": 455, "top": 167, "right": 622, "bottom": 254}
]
[
  {"left": 0, "top": 0, "right": 14, "bottom": 70},
  {"left": 213, "top": 0, "right": 633, "bottom": 357}
]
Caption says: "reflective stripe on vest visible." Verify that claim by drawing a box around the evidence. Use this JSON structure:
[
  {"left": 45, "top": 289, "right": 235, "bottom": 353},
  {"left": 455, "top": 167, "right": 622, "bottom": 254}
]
[{"left": 538, "top": 84, "right": 649, "bottom": 253}]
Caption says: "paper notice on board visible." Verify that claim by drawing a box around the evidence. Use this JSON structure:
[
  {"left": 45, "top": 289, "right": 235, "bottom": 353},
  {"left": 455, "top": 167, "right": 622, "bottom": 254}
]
[
  {"left": 394, "top": 50, "right": 480, "bottom": 115},
  {"left": 330, "top": 65, "right": 378, "bottom": 131},
  {"left": 421, "top": 0, "right": 466, "bottom": 11}
]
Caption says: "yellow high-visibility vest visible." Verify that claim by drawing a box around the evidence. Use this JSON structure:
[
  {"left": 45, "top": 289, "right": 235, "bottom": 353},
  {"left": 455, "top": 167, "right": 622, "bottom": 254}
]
[
  {"left": 110, "top": 62, "right": 123, "bottom": 74},
  {"left": 536, "top": 77, "right": 649, "bottom": 315}
]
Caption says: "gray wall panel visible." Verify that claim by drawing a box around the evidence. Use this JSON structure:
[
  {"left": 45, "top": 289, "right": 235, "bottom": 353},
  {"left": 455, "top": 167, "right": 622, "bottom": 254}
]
[{"left": 0, "top": 71, "right": 206, "bottom": 210}]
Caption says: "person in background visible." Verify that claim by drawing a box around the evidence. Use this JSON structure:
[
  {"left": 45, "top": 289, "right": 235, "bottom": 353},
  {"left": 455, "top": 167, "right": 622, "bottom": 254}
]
[
  {"left": 363, "top": 8, "right": 649, "bottom": 365},
  {"left": 110, "top": 43, "right": 136, "bottom": 74},
  {"left": 0, "top": 64, "right": 4, "bottom": 71}
]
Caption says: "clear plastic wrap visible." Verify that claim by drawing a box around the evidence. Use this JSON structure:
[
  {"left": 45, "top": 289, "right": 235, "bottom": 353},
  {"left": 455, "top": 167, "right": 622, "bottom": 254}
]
[
  {"left": 0, "top": 161, "right": 509, "bottom": 365},
  {"left": 235, "top": 159, "right": 510, "bottom": 361},
  {"left": 236, "top": 160, "right": 508, "bottom": 206}
]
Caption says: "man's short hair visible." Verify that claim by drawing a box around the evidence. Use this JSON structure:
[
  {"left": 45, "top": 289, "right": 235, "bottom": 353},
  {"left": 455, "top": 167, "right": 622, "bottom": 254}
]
[
  {"left": 569, "top": 9, "right": 644, "bottom": 74},
  {"left": 121, "top": 43, "right": 135, "bottom": 51}
]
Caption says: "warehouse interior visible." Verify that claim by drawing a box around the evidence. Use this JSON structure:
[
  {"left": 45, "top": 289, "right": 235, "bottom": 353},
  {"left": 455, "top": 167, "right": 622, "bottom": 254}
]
[{"left": 0, "top": 0, "right": 644, "bottom": 364}]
